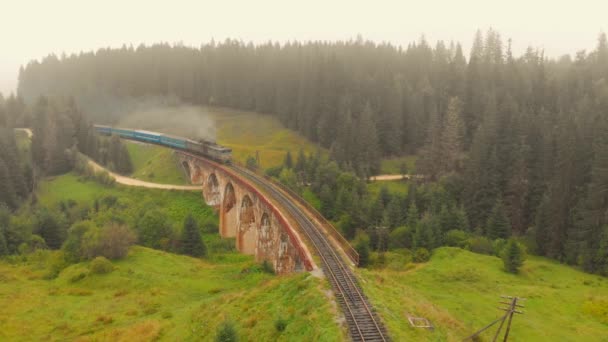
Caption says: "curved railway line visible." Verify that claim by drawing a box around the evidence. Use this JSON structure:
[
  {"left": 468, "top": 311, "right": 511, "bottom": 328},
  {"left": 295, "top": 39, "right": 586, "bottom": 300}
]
[{"left": 230, "top": 165, "right": 389, "bottom": 342}]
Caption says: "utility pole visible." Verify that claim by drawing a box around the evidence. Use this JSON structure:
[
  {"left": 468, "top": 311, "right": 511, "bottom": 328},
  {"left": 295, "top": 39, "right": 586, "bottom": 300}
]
[{"left": 462, "top": 296, "right": 524, "bottom": 342}]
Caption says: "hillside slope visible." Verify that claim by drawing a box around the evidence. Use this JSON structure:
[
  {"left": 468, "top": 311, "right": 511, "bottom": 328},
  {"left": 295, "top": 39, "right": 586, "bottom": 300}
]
[
  {"left": 360, "top": 247, "right": 608, "bottom": 341},
  {"left": 0, "top": 247, "right": 344, "bottom": 341}
]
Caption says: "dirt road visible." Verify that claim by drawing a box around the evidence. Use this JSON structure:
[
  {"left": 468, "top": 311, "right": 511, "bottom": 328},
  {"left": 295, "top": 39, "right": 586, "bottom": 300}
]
[
  {"left": 87, "top": 158, "right": 201, "bottom": 191},
  {"left": 14, "top": 128, "right": 33, "bottom": 138},
  {"left": 370, "top": 174, "right": 424, "bottom": 181}
]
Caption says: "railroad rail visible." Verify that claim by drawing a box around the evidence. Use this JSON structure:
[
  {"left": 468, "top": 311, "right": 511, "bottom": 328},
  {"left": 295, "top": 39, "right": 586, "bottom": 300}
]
[{"left": 230, "top": 165, "right": 389, "bottom": 342}]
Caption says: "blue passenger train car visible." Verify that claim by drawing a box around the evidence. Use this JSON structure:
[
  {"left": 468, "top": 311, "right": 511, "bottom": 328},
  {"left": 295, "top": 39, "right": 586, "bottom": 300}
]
[{"left": 93, "top": 125, "right": 232, "bottom": 164}]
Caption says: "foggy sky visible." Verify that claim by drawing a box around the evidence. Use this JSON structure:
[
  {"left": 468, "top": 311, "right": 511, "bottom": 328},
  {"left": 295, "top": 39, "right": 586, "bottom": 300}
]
[{"left": 1, "top": 0, "right": 607, "bottom": 95}]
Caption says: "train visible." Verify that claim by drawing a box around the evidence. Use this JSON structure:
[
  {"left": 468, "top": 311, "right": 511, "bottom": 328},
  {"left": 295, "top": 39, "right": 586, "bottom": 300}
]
[{"left": 93, "top": 125, "right": 232, "bottom": 164}]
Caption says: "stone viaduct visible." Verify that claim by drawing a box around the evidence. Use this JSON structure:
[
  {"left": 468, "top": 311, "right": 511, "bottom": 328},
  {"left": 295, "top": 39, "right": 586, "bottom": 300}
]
[{"left": 176, "top": 151, "right": 314, "bottom": 274}]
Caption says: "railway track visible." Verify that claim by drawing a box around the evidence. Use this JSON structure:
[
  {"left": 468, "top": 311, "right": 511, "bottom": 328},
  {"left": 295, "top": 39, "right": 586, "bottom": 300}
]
[{"left": 231, "top": 165, "right": 389, "bottom": 342}]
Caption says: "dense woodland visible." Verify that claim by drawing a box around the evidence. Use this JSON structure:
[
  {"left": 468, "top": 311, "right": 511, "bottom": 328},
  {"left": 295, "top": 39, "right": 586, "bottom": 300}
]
[{"left": 6, "top": 30, "right": 608, "bottom": 274}]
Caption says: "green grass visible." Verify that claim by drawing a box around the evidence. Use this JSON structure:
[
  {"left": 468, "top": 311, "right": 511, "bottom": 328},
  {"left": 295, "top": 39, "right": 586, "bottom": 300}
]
[
  {"left": 0, "top": 247, "right": 343, "bottom": 341},
  {"left": 118, "top": 106, "right": 323, "bottom": 170},
  {"left": 380, "top": 155, "right": 417, "bottom": 175},
  {"left": 37, "top": 173, "right": 215, "bottom": 228},
  {"left": 210, "top": 108, "right": 323, "bottom": 169},
  {"left": 125, "top": 141, "right": 189, "bottom": 185},
  {"left": 359, "top": 247, "right": 608, "bottom": 341},
  {"left": 367, "top": 180, "right": 409, "bottom": 197}
]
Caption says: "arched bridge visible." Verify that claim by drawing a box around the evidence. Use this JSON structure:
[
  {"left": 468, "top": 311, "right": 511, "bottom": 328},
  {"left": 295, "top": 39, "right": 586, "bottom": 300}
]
[{"left": 178, "top": 151, "right": 315, "bottom": 274}]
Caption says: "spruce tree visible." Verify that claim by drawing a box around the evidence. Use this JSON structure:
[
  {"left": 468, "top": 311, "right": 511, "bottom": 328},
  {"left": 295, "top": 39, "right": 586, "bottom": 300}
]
[
  {"left": 502, "top": 239, "right": 525, "bottom": 273},
  {"left": 0, "top": 227, "right": 8, "bottom": 256},
  {"left": 180, "top": 215, "right": 207, "bottom": 257},
  {"left": 0, "top": 158, "right": 16, "bottom": 209},
  {"left": 487, "top": 199, "right": 511, "bottom": 240},
  {"left": 284, "top": 151, "right": 293, "bottom": 169}
]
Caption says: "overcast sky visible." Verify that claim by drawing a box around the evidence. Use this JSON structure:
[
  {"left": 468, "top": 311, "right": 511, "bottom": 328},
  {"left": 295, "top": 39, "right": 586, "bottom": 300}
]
[{"left": 1, "top": 0, "right": 607, "bottom": 95}]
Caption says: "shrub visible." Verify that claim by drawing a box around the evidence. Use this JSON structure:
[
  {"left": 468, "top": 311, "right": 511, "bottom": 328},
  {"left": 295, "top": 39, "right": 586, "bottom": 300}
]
[
  {"left": 493, "top": 238, "right": 507, "bottom": 256},
  {"left": 90, "top": 256, "right": 114, "bottom": 274},
  {"left": 261, "top": 260, "right": 275, "bottom": 274},
  {"left": 388, "top": 226, "right": 413, "bottom": 249},
  {"left": 468, "top": 236, "right": 494, "bottom": 255},
  {"left": 444, "top": 230, "right": 469, "bottom": 248},
  {"left": 274, "top": 316, "right": 288, "bottom": 332},
  {"left": 413, "top": 248, "right": 430, "bottom": 263},
  {"left": 215, "top": 321, "right": 238, "bottom": 342},
  {"left": 355, "top": 240, "right": 370, "bottom": 267},
  {"left": 83, "top": 224, "right": 135, "bottom": 260}
]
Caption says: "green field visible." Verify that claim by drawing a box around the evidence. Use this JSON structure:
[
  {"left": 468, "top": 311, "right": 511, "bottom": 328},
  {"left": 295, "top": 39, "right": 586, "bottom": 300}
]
[
  {"left": 210, "top": 108, "right": 322, "bottom": 169},
  {"left": 37, "top": 173, "right": 215, "bottom": 229},
  {"left": 125, "top": 141, "right": 189, "bottom": 185},
  {"left": 2, "top": 173, "right": 344, "bottom": 341},
  {"left": 118, "top": 106, "right": 323, "bottom": 170},
  {"left": 359, "top": 247, "right": 608, "bottom": 341},
  {"left": 0, "top": 247, "right": 343, "bottom": 341},
  {"left": 367, "top": 180, "right": 409, "bottom": 197},
  {"left": 379, "top": 155, "right": 417, "bottom": 175}
]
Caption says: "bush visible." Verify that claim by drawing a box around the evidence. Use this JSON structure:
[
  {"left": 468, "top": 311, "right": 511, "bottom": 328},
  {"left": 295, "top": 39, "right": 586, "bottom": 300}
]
[
  {"left": 265, "top": 166, "right": 283, "bottom": 178},
  {"left": 215, "top": 321, "right": 238, "bottom": 342},
  {"left": 444, "top": 230, "right": 469, "bottom": 248},
  {"left": 83, "top": 224, "right": 135, "bottom": 260},
  {"left": 261, "top": 260, "right": 275, "bottom": 274},
  {"left": 388, "top": 226, "right": 413, "bottom": 249},
  {"left": 355, "top": 240, "right": 370, "bottom": 267},
  {"left": 468, "top": 236, "right": 494, "bottom": 255},
  {"left": 413, "top": 248, "right": 430, "bottom": 263},
  {"left": 493, "top": 238, "right": 507, "bottom": 256},
  {"left": 274, "top": 316, "right": 288, "bottom": 332},
  {"left": 90, "top": 256, "right": 114, "bottom": 274}
]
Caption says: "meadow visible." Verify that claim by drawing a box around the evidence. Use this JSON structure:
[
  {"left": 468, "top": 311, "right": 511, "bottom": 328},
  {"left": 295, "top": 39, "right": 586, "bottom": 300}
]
[
  {"left": 359, "top": 247, "right": 608, "bottom": 341},
  {"left": 0, "top": 247, "right": 343, "bottom": 341},
  {"left": 1, "top": 173, "right": 344, "bottom": 341},
  {"left": 125, "top": 141, "right": 189, "bottom": 185}
]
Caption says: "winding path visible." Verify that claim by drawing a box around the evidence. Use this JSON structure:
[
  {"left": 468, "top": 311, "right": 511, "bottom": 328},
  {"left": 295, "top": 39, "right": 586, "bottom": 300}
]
[
  {"left": 14, "top": 128, "right": 197, "bottom": 190},
  {"left": 86, "top": 158, "right": 201, "bottom": 190}
]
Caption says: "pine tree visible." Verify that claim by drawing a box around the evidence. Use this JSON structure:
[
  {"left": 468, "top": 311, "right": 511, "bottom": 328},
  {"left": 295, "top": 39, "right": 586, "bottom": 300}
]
[
  {"left": 355, "top": 239, "right": 370, "bottom": 267},
  {"left": 0, "top": 226, "right": 8, "bottom": 256},
  {"left": 440, "top": 97, "right": 464, "bottom": 173},
  {"left": 0, "top": 158, "right": 16, "bottom": 209},
  {"left": 502, "top": 239, "right": 525, "bottom": 273},
  {"left": 406, "top": 202, "right": 419, "bottom": 229},
  {"left": 284, "top": 151, "right": 293, "bottom": 169},
  {"left": 180, "top": 215, "right": 207, "bottom": 257},
  {"left": 487, "top": 199, "right": 511, "bottom": 240}
]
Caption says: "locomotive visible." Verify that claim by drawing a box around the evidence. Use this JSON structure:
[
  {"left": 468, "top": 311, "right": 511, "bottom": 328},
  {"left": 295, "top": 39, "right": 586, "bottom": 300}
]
[{"left": 94, "top": 125, "right": 232, "bottom": 164}]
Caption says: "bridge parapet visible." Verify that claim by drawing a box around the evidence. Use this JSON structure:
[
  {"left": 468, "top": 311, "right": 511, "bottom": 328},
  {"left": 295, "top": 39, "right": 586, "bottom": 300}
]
[{"left": 177, "top": 152, "right": 315, "bottom": 274}]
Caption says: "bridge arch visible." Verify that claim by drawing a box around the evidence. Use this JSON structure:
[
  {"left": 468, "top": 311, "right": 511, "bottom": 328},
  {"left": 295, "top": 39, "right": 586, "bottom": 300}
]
[
  {"left": 257, "top": 212, "right": 274, "bottom": 261},
  {"left": 205, "top": 173, "right": 221, "bottom": 206},
  {"left": 181, "top": 161, "right": 191, "bottom": 180},
  {"left": 221, "top": 182, "right": 237, "bottom": 237},
  {"left": 238, "top": 194, "right": 256, "bottom": 254},
  {"left": 192, "top": 164, "right": 203, "bottom": 184}
]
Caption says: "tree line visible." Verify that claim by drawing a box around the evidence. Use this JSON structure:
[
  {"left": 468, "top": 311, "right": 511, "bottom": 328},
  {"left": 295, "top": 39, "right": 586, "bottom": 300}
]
[{"left": 14, "top": 30, "right": 608, "bottom": 275}]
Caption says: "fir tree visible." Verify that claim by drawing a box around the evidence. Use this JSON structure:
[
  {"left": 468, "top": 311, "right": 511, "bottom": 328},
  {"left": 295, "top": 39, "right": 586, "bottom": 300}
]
[
  {"left": 487, "top": 199, "right": 511, "bottom": 240},
  {"left": 284, "top": 151, "right": 293, "bottom": 169},
  {"left": 502, "top": 239, "right": 525, "bottom": 273},
  {"left": 180, "top": 215, "right": 207, "bottom": 257}
]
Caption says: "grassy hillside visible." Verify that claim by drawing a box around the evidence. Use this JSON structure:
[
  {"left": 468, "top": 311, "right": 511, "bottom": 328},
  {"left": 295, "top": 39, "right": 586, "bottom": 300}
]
[
  {"left": 359, "top": 247, "right": 608, "bottom": 341},
  {"left": 367, "top": 180, "right": 409, "bottom": 197},
  {"left": 210, "top": 108, "right": 321, "bottom": 168},
  {"left": 379, "top": 155, "right": 417, "bottom": 175},
  {"left": 37, "top": 173, "right": 213, "bottom": 227},
  {"left": 125, "top": 141, "right": 189, "bottom": 185},
  {"left": 0, "top": 247, "right": 343, "bottom": 341}
]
